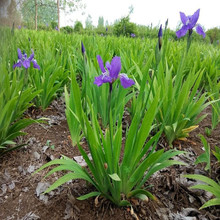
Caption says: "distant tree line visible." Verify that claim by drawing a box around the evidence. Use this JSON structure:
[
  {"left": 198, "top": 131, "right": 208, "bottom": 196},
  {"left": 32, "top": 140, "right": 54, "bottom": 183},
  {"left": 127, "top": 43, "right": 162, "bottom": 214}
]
[
  {"left": 0, "top": 0, "right": 219, "bottom": 44},
  {"left": 0, "top": 0, "right": 85, "bottom": 31}
]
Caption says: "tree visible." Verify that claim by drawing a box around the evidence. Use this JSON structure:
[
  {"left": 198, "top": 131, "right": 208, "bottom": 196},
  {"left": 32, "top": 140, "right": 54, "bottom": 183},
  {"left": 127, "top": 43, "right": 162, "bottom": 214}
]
[
  {"left": 128, "top": 5, "right": 134, "bottom": 15},
  {"left": 98, "top": 16, "right": 104, "bottom": 28},
  {"left": 206, "top": 27, "right": 220, "bottom": 44},
  {"left": 21, "top": 0, "right": 57, "bottom": 29},
  {"left": 35, "top": 0, "right": 38, "bottom": 30},
  {"left": 96, "top": 16, "right": 105, "bottom": 34},
  {"left": 74, "top": 20, "right": 83, "bottom": 32},
  {"left": 105, "top": 20, "right": 109, "bottom": 27},
  {"left": 113, "top": 16, "right": 137, "bottom": 37},
  {"left": 85, "top": 14, "right": 93, "bottom": 30},
  {"left": 0, "top": 0, "right": 22, "bottom": 26},
  {"left": 57, "top": 0, "right": 60, "bottom": 31},
  {"left": 20, "top": 0, "right": 86, "bottom": 31},
  {"left": 56, "top": 0, "right": 85, "bottom": 31}
]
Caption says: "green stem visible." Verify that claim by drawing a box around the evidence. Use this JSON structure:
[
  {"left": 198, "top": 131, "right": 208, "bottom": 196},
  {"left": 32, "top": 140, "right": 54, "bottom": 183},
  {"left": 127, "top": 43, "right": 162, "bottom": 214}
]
[
  {"left": 186, "top": 29, "right": 193, "bottom": 53},
  {"left": 108, "top": 83, "right": 114, "bottom": 170},
  {"left": 12, "top": 69, "right": 28, "bottom": 121},
  {"left": 83, "top": 56, "right": 87, "bottom": 116}
]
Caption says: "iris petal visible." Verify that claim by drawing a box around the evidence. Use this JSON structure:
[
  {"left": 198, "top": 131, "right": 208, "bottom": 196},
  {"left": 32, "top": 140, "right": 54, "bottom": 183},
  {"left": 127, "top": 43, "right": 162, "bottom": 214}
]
[
  {"left": 189, "top": 9, "right": 200, "bottom": 29},
  {"left": 81, "top": 41, "right": 85, "bottom": 54},
  {"left": 196, "top": 25, "right": 206, "bottom": 38},
  {"left": 32, "top": 60, "right": 40, "bottom": 70},
  {"left": 158, "top": 24, "right": 162, "bottom": 38},
  {"left": 94, "top": 73, "right": 112, "bottom": 86},
  {"left": 106, "top": 61, "right": 111, "bottom": 72},
  {"left": 102, "top": 74, "right": 112, "bottom": 83},
  {"left": 94, "top": 75, "right": 104, "bottom": 86},
  {"left": 17, "top": 48, "right": 22, "bottom": 59},
  {"left": 22, "top": 59, "right": 31, "bottom": 69},
  {"left": 109, "top": 56, "right": 121, "bottom": 79},
  {"left": 13, "top": 60, "right": 22, "bottom": 69},
  {"left": 176, "top": 25, "right": 188, "bottom": 38},
  {"left": 180, "top": 12, "right": 188, "bottom": 25},
  {"left": 119, "top": 74, "right": 135, "bottom": 88},
  {"left": 28, "top": 49, "right": 34, "bottom": 61},
  {"left": 97, "top": 55, "right": 106, "bottom": 73}
]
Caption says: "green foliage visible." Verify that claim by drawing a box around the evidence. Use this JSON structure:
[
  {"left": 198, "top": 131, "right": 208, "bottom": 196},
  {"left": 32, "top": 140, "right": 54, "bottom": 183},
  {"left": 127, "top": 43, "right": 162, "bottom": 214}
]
[
  {"left": 206, "top": 71, "right": 220, "bottom": 130},
  {"left": 36, "top": 57, "right": 185, "bottom": 206},
  {"left": 0, "top": 70, "right": 41, "bottom": 155},
  {"left": 21, "top": 0, "right": 58, "bottom": 27},
  {"left": 185, "top": 138, "right": 220, "bottom": 210},
  {"left": 206, "top": 27, "right": 220, "bottom": 44},
  {"left": 74, "top": 21, "right": 83, "bottom": 33},
  {"left": 195, "top": 135, "right": 211, "bottom": 172},
  {"left": 1, "top": 25, "right": 220, "bottom": 208},
  {"left": 114, "top": 16, "right": 137, "bottom": 37},
  {"left": 37, "top": 23, "right": 49, "bottom": 31},
  {"left": 27, "top": 44, "right": 68, "bottom": 110},
  {"left": 144, "top": 61, "right": 210, "bottom": 145},
  {"left": 205, "top": 127, "right": 212, "bottom": 136},
  {"left": 61, "top": 26, "right": 74, "bottom": 34},
  {"left": 50, "top": 21, "right": 58, "bottom": 29},
  {"left": 85, "top": 14, "right": 93, "bottom": 30},
  {"left": 212, "top": 146, "right": 220, "bottom": 163},
  {"left": 45, "top": 140, "right": 55, "bottom": 150},
  {"left": 184, "top": 174, "right": 220, "bottom": 209},
  {"left": 98, "top": 16, "right": 104, "bottom": 29},
  {"left": 0, "top": 0, "right": 22, "bottom": 26}
]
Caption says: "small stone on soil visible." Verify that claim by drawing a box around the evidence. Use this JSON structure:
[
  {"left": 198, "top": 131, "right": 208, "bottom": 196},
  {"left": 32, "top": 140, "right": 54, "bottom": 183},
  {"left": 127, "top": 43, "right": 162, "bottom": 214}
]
[
  {"left": 33, "top": 151, "right": 40, "bottom": 160},
  {"left": 27, "top": 165, "right": 35, "bottom": 173}
]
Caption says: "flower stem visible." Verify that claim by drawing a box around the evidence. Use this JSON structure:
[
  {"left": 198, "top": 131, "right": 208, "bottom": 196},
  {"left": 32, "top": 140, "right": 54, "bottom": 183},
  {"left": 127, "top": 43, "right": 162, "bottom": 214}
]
[
  {"left": 12, "top": 69, "right": 28, "bottom": 121},
  {"left": 186, "top": 29, "right": 193, "bottom": 53},
  {"left": 108, "top": 83, "right": 114, "bottom": 170},
  {"left": 83, "top": 57, "right": 87, "bottom": 116}
]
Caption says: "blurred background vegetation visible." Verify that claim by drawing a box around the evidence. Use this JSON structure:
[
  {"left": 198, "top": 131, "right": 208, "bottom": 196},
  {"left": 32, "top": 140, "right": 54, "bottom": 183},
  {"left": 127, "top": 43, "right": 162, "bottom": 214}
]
[{"left": 0, "top": 0, "right": 220, "bottom": 44}]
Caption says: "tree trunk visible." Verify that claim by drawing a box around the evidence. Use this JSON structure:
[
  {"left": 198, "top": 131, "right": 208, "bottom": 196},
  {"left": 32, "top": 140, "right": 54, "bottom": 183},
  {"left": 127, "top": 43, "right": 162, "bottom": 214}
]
[
  {"left": 35, "top": 0, "right": 37, "bottom": 31},
  {"left": 57, "top": 0, "right": 60, "bottom": 32}
]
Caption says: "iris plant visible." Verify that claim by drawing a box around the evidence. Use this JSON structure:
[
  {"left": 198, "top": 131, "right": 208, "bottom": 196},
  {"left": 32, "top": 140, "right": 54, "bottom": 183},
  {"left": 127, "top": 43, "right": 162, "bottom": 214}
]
[
  {"left": 176, "top": 9, "right": 205, "bottom": 38},
  {"left": 94, "top": 55, "right": 135, "bottom": 89},
  {"left": 130, "top": 33, "right": 136, "bottom": 38},
  {"left": 13, "top": 48, "right": 40, "bottom": 70}
]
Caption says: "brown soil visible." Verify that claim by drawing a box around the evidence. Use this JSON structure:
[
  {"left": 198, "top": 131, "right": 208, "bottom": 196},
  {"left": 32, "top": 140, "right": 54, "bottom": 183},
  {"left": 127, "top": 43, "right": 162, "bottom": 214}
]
[{"left": 0, "top": 99, "right": 220, "bottom": 220}]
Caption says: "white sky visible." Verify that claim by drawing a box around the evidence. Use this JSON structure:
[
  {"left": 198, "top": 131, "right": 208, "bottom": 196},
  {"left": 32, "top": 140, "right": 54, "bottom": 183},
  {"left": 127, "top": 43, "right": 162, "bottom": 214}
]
[{"left": 61, "top": 0, "right": 219, "bottom": 31}]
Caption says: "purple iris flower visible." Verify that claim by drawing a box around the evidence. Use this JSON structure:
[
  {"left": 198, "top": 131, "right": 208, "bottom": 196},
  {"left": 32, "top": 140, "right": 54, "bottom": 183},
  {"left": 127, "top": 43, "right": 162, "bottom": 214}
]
[
  {"left": 176, "top": 9, "right": 206, "bottom": 38},
  {"left": 158, "top": 25, "right": 162, "bottom": 38},
  {"left": 81, "top": 41, "right": 86, "bottom": 55},
  {"left": 158, "top": 25, "right": 163, "bottom": 50},
  {"left": 130, "top": 33, "right": 136, "bottom": 38},
  {"left": 13, "top": 48, "right": 40, "bottom": 70},
  {"left": 94, "top": 55, "right": 135, "bottom": 89},
  {"left": 55, "top": 26, "right": 58, "bottom": 31},
  {"left": 18, "top": 25, "right": 21, "bottom": 29}
]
